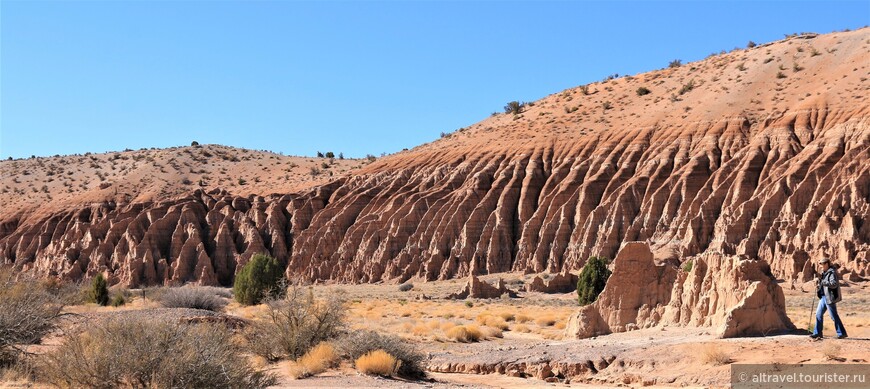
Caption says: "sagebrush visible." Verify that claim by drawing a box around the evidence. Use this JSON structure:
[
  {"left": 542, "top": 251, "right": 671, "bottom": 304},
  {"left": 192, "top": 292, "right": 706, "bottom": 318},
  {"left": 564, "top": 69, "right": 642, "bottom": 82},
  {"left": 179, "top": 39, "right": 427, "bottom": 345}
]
[
  {"left": 40, "top": 316, "right": 275, "bottom": 388},
  {"left": 0, "top": 269, "right": 64, "bottom": 366},
  {"left": 244, "top": 282, "right": 345, "bottom": 361}
]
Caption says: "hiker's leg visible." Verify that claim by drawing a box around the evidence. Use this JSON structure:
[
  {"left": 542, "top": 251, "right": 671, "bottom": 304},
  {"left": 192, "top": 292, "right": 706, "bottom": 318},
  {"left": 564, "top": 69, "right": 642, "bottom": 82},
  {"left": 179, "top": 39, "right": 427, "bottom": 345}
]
[
  {"left": 826, "top": 301, "right": 847, "bottom": 337},
  {"left": 814, "top": 297, "right": 827, "bottom": 336}
]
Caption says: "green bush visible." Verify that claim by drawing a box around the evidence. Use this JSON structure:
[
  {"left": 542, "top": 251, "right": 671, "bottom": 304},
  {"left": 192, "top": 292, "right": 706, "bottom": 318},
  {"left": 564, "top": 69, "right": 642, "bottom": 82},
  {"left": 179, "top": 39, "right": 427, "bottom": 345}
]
[
  {"left": 503, "top": 101, "right": 524, "bottom": 115},
  {"left": 89, "top": 274, "right": 109, "bottom": 306},
  {"left": 668, "top": 59, "right": 682, "bottom": 68},
  {"left": 111, "top": 294, "right": 126, "bottom": 307},
  {"left": 682, "top": 259, "right": 694, "bottom": 273},
  {"left": 678, "top": 79, "right": 695, "bottom": 95},
  {"left": 234, "top": 253, "right": 284, "bottom": 305},
  {"left": 636, "top": 87, "right": 651, "bottom": 96},
  {"left": 577, "top": 257, "right": 611, "bottom": 305}
]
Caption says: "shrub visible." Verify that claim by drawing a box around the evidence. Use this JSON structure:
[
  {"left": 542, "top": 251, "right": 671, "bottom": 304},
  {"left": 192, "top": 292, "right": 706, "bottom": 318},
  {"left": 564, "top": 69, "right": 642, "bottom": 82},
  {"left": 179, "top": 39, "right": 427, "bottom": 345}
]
[
  {"left": 324, "top": 152, "right": 335, "bottom": 159},
  {"left": 579, "top": 85, "right": 590, "bottom": 95},
  {"left": 397, "top": 283, "right": 414, "bottom": 292},
  {"left": 238, "top": 178, "right": 247, "bottom": 185},
  {"left": 234, "top": 253, "right": 284, "bottom": 305},
  {"left": 577, "top": 256, "right": 611, "bottom": 305},
  {"left": 636, "top": 87, "right": 651, "bottom": 96},
  {"left": 89, "top": 274, "right": 109, "bottom": 306},
  {"left": 602, "top": 101, "right": 612, "bottom": 110},
  {"left": 503, "top": 101, "right": 525, "bottom": 115},
  {"left": 160, "top": 286, "right": 228, "bottom": 311},
  {"left": 678, "top": 79, "right": 695, "bottom": 95},
  {"left": 682, "top": 259, "right": 694, "bottom": 273},
  {"left": 464, "top": 300, "right": 474, "bottom": 308},
  {"left": 190, "top": 141, "right": 199, "bottom": 146},
  {"left": 776, "top": 71, "right": 786, "bottom": 79},
  {"left": 0, "top": 270, "right": 64, "bottom": 366},
  {"left": 746, "top": 40, "right": 757, "bottom": 48},
  {"left": 701, "top": 344, "right": 731, "bottom": 365},
  {"left": 668, "top": 59, "right": 682, "bottom": 68},
  {"left": 39, "top": 316, "right": 275, "bottom": 388},
  {"left": 337, "top": 330, "right": 424, "bottom": 378},
  {"left": 111, "top": 294, "right": 126, "bottom": 307},
  {"left": 355, "top": 350, "right": 400, "bottom": 377},
  {"left": 290, "top": 342, "right": 339, "bottom": 378},
  {"left": 244, "top": 283, "right": 345, "bottom": 361}
]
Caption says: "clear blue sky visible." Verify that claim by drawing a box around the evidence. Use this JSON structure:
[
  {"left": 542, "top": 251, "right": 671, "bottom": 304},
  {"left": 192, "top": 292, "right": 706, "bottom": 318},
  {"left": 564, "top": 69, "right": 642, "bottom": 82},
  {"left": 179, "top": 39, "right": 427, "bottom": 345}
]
[{"left": 2, "top": 1, "right": 867, "bottom": 159}]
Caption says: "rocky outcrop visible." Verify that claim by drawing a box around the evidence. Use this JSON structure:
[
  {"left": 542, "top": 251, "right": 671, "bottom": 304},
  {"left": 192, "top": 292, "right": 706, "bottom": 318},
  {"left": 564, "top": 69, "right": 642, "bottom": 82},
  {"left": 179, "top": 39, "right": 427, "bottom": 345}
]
[
  {"left": 0, "top": 189, "right": 296, "bottom": 287},
  {"left": 0, "top": 29, "right": 868, "bottom": 287},
  {"left": 564, "top": 242, "right": 795, "bottom": 338},
  {"left": 526, "top": 272, "right": 579, "bottom": 293},
  {"left": 446, "top": 275, "right": 518, "bottom": 299}
]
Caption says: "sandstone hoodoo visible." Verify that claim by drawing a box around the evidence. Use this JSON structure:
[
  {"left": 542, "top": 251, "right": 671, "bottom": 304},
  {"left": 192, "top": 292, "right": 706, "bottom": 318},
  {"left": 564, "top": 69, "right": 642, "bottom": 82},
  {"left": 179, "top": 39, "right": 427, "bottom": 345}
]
[
  {"left": 564, "top": 242, "right": 795, "bottom": 338},
  {"left": 1, "top": 29, "right": 868, "bottom": 288}
]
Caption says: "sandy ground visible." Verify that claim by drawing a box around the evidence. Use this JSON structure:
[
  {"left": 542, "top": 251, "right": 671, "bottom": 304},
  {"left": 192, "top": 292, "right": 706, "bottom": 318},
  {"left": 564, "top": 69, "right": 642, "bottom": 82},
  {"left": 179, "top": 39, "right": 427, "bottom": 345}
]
[{"left": 1, "top": 275, "right": 868, "bottom": 388}]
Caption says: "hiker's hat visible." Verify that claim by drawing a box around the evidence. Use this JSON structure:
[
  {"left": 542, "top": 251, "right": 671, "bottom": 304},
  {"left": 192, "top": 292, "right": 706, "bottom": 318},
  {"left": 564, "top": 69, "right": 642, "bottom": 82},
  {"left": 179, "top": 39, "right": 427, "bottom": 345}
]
[{"left": 819, "top": 258, "right": 831, "bottom": 264}]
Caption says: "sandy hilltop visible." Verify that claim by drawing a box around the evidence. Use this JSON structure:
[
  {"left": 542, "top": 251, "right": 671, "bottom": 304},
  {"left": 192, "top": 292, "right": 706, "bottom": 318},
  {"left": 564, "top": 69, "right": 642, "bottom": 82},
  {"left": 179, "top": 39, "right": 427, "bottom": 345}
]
[
  {"left": 1, "top": 28, "right": 869, "bottom": 389},
  {"left": 1, "top": 144, "right": 364, "bottom": 222}
]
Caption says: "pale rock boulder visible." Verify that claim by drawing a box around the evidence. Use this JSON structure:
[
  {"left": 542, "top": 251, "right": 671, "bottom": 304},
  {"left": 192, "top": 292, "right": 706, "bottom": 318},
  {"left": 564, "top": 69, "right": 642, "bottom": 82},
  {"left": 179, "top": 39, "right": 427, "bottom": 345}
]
[{"left": 565, "top": 242, "right": 794, "bottom": 339}]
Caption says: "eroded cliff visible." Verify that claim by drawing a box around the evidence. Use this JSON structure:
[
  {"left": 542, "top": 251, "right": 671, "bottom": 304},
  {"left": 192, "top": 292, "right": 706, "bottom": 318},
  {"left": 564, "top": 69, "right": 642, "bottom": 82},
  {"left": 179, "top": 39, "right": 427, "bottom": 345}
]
[{"left": 1, "top": 29, "right": 868, "bottom": 287}]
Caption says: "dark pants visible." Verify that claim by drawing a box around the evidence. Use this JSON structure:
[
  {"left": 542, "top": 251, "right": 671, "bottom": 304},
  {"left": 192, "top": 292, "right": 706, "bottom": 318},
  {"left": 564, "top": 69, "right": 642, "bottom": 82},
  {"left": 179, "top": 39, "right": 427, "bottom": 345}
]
[{"left": 813, "top": 296, "right": 847, "bottom": 337}]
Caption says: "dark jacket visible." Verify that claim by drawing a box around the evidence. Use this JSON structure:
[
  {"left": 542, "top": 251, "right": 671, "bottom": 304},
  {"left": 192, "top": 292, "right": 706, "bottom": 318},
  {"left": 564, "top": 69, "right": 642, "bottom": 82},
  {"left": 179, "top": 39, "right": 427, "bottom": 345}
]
[{"left": 817, "top": 268, "right": 842, "bottom": 304}]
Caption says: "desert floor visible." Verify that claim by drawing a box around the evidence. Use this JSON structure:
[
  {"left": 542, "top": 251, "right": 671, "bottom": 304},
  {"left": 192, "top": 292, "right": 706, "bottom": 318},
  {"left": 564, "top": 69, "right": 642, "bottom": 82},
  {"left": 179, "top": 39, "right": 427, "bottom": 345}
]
[{"left": 3, "top": 273, "right": 868, "bottom": 389}]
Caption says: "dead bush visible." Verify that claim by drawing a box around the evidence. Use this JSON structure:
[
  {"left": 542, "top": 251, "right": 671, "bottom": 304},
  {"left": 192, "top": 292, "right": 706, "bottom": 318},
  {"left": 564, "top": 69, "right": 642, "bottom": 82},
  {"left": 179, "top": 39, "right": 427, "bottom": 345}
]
[
  {"left": 0, "top": 269, "right": 64, "bottom": 366},
  {"left": 701, "top": 344, "right": 731, "bottom": 365},
  {"left": 159, "top": 286, "right": 229, "bottom": 311},
  {"left": 244, "top": 283, "right": 345, "bottom": 361},
  {"left": 337, "top": 330, "right": 425, "bottom": 378},
  {"left": 39, "top": 316, "right": 274, "bottom": 388}
]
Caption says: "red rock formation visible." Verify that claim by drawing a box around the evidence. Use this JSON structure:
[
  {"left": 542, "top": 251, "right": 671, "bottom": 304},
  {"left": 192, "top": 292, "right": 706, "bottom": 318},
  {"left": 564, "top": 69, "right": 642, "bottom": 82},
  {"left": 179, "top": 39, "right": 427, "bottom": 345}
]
[
  {"left": 526, "top": 272, "right": 579, "bottom": 294},
  {"left": 564, "top": 242, "right": 794, "bottom": 338},
  {"left": 0, "top": 29, "right": 868, "bottom": 288},
  {"left": 446, "top": 275, "right": 518, "bottom": 299}
]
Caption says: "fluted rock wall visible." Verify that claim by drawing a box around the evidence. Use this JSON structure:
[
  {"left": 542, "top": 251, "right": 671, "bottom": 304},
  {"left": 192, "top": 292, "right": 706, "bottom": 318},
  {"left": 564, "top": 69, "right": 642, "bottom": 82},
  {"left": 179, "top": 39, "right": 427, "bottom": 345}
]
[
  {"left": 0, "top": 109, "right": 868, "bottom": 286},
  {"left": 1, "top": 30, "right": 868, "bottom": 287}
]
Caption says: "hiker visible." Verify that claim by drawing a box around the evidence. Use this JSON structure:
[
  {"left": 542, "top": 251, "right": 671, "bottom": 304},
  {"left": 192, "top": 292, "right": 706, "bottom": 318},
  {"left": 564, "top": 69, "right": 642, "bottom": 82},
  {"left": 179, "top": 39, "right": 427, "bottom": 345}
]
[{"left": 810, "top": 258, "right": 847, "bottom": 340}]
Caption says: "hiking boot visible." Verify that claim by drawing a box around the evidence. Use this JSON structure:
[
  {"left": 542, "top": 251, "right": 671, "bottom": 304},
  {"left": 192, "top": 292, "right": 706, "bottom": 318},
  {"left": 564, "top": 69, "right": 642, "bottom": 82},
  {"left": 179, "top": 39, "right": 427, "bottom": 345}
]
[
  {"left": 810, "top": 334, "right": 823, "bottom": 340},
  {"left": 837, "top": 334, "right": 848, "bottom": 339}
]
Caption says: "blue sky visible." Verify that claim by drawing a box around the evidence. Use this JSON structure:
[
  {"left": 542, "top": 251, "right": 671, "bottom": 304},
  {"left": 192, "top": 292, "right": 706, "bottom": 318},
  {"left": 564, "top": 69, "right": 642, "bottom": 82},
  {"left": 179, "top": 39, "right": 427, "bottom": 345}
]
[{"left": 2, "top": 1, "right": 867, "bottom": 159}]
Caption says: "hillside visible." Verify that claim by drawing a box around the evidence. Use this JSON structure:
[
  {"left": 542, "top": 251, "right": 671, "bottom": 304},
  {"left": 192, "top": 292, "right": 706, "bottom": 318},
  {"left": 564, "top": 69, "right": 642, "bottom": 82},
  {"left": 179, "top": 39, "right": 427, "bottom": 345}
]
[
  {"left": 0, "top": 144, "right": 363, "bottom": 222},
  {"left": 1, "top": 29, "right": 867, "bottom": 286}
]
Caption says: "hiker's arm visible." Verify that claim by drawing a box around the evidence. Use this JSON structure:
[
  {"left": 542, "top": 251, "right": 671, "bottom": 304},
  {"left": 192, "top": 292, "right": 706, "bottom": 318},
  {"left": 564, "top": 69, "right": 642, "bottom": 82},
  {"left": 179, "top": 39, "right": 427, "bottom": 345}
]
[{"left": 820, "top": 272, "right": 839, "bottom": 288}]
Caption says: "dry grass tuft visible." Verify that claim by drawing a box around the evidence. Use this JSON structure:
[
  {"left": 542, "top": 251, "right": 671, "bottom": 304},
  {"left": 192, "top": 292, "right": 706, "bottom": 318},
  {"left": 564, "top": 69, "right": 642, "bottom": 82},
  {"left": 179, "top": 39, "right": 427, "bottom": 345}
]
[
  {"left": 535, "top": 315, "right": 557, "bottom": 327},
  {"left": 446, "top": 325, "right": 482, "bottom": 342},
  {"left": 290, "top": 342, "right": 339, "bottom": 378},
  {"left": 480, "top": 326, "right": 504, "bottom": 339},
  {"left": 822, "top": 343, "right": 842, "bottom": 361},
  {"left": 513, "top": 324, "right": 531, "bottom": 333},
  {"left": 515, "top": 314, "right": 533, "bottom": 323},
  {"left": 355, "top": 350, "right": 400, "bottom": 377},
  {"left": 701, "top": 344, "right": 731, "bottom": 365},
  {"left": 498, "top": 312, "right": 515, "bottom": 322},
  {"left": 476, "top": 314, "right": 510, "bottom": 330}
]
